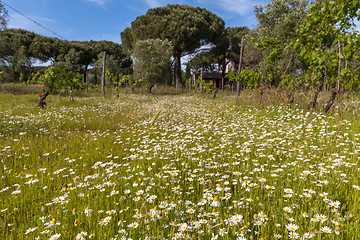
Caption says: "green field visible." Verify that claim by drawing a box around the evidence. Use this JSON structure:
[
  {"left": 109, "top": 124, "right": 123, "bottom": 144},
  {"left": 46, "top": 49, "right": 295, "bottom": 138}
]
[{"left": 1, "top": 92, "right": 360, "bottom": 240}]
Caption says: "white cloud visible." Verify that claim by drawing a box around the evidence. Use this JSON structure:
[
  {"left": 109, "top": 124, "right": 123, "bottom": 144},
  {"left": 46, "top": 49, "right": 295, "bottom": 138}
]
[
  {"left": 33, "top": 59, "right": 52, "bottom": 67},
  {"left": 142, "top": 0, "right": 188, "bottom": 9},
  {"left": 144, "top": 0, "right": 162, "bottom": 8},
  {"left": 84, "top": 0, "right": 112, "bottom": 6},
  {"left": 8, "top": 13, "right": 57, "bottom": 30},
  {"left": 139, "top": 0, "right": 259, "bottom": 16},
  {"left": 197, "top": 0, "right": 256, "bottom": 16},
  {"left": 8, "top": 13, "right": 71, "bottom": 39}
]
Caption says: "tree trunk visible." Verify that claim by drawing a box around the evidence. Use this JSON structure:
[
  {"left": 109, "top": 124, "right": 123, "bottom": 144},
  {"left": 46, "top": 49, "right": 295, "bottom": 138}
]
[
  {"left": 213, "top": 89, "right": 219, "bottom": 98},
  {"left": 148, "top": 82, "right": 156, "bottom": 93},
  {"left": 38, "top": 91, "right": 50, "bottom": 108},
  {"left": 199, "top": 69, "right": 204, "bottom": 94},
  {"left": 84, "top": 65, "right": 88, "bottom": 93},
  {"left": 221, "top": 53, "right": 226, "bottom": 91},
  {"left": 308, "top": 72, "right": 324, "bottom": 110},
  {"left": 238, "top": 40, "right": 244, "bottom": 75},
  {"left": 101, "top": 51, "right": 106, "bottom": 97},
  {"left": 323, "top": 40, "right": 342, "bottom": 113},
  {"left": 236, "top": 81, "right": 240, "bottom": 96},
  {"left": 323, "top": 81, "right": 340, "bottom": 113},
  {"left": 236, "top": 40, "right": 244, "bottom": 97},
  {"left": 69, "top": 90, "right": 74, "bottom": 101},
  {"left": 174, "top": 51, "right": 182, "bottom": 88}
]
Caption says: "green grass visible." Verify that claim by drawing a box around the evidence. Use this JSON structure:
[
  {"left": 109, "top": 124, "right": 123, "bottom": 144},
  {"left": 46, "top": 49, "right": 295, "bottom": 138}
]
[{"left": 1, "top": 89, "right": 360, "bottom": 239}]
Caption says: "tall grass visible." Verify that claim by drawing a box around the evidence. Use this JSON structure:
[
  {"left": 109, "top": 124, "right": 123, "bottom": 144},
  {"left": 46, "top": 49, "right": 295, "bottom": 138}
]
[{"left": 0, "top": 90, "right": 360, "bottom": 239}]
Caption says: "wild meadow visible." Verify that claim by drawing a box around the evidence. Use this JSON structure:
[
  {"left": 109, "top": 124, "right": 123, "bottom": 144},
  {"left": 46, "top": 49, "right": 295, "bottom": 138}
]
[{"left": 1, "top": 90, "right": 360, "bottom": 240}]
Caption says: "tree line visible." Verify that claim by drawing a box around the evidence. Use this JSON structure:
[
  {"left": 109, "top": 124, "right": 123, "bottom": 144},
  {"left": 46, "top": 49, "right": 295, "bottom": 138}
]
[
  {"left": 1, "top": 0, "right": 360, "bottom": 112},
  {"left": 121, "top": 0, "right": 360, "bottom": 112},
  {"left": 0, "top": 28, "right": 132, "bottom": 86}
]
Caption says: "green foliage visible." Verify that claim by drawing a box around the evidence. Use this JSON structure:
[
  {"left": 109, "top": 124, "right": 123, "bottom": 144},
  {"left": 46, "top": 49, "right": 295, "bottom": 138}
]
[
  {"left": 120, "top": 74, "right": 130, "bottom": 86},
  {"left": 19, "top": 73, "right": 26, "bottom": 83},
  {"left": 225, "top": 27, "right": 250, "bottom": 57},
  {"left": 122, "top": 5, "right": 224, "bottom": 55},
  {"left": 0, "top": 2, "right": 8, "bottom": 30},
  {"left": 128, "top": 76, "right": 144, "bottom": 90},
  {"left": 28, "top": 71, "right": 41, "bottom": 85},
  {"left": 30, "top": 66, "right": 84, "bottom": 95},
  {"left": 252, "top": 38, "right": 283, "bottom": 83},
  {"left": 196, "top": 76, "right": 214, "bottom": 94},
  {"left": 0, "top": 29, "right": 131, "bottom": 85},
  {"left": 255, "top": 0, "right": 308, "bottom": 43},
  {"left": 63, "top": 72, "right": 84, "bottom": 94},
  {"left": 121, "top": 4, "right": 225, "bottom": 86},
  {"left": 132, "top": 39, "right": 173, "bottom": 92},
  {"left": 105, "top": 70, "right": 116, "bottom": 85},
  {"left": 106, "top": 71, "right": 130, "bottom": 93},
  {"left": 226, "top": 69, "right": 261, "bottom": 89},
  {"left": 187, "top": 26, "right": 250, "bottom": 74},
  {"left": 2, "top": 94, "right": 360, "bottom": 239},
  {"left": 254, "top": 0, "right": 308, "bottom": 85},
  {"left": 185, "top": 78, "right": 195, "bottom": 91},
  {"left": 187, "top": 51, "right": 221, "bottom": 73},
  {"left": 38, "top": 67, "right": 65, "bottom": 94},
  {"left": 295, "top": 0, "right": 360, "bottom": 90},
  {"left": 226, "top": 70, "right": 238, "bottom": 83},
  {"left": 243, "top": 69, "right": 261, "bottom": 89},
  {"left": 103, "top": 54, "right": 132, "bottom": 85},
  {"left": 280, "top": 73, "right": 294, "bottom": 89}
]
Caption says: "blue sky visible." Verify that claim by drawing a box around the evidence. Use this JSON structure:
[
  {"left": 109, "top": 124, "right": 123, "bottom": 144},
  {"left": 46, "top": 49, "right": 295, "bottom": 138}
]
[{"left": 4, "top": 0, "right": 270, "bottom": 43}]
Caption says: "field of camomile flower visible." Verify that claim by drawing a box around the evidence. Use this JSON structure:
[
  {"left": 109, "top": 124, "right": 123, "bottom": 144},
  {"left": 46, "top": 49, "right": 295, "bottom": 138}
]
[{"left": 1, "top": 90, "right": 360, "bottom": 240}]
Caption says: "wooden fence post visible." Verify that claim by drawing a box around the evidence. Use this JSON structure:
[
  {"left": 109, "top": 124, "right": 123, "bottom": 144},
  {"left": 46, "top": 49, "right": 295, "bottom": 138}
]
[{"left": 101, "top": 51, "right": 106, "bottom": 97}]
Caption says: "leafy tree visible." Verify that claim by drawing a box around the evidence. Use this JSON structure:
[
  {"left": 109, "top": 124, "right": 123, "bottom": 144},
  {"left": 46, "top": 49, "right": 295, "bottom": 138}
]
[
  {"left": 255, "top": 0, "right": 308, "bottom": 43},
  {"left": 242, "top": 29, "right": 263, "bottom": 71},
  {"left": 53, "top": 40, "right": 129, "bottom": 90},
  {"left": 254, "top": 0, "right": 308, "bottom": 86},
  {"left": 0, "top": 28, "right": 130, "bottom": 88},
  {"left": 70, "top": 41, "right": 96, "bottom": 85},
  {"left": 102, "top": 45, "right": 132, "bottom": 85},
  {"left": 128, "top": 76, "right": 144, "bottom": 93},
  {"left": 195, "top": 76, "right": 214, "bottom": 94},
  {"left": 187, "top": 51, "right": 220, "bottom": 73},
  {"left": 63, "top": 71, "right": 84, "bottom": 101},
  {"left": 132, "top": 38, "right": 173, "bottom": 93},
  {"left": 77, "top": 41, "right": 128, "bottom": 87},
  {"left": 188, "top": 27, "right": 249, "bottom": 71},
  {"left": 0, "top": 29, "right": 35, "bottom": 81},
  {"left": 225, "top": 27, "right": 250, "bottom": 60},
  {"left": 121, "top": 4, "right": 225, "bottom": 88},
  {"left": 34, "top": 67, "right": 65, "bottom": 107},
  {"left": 106, "top": 71, "right": 129, "bottom": 97},
  {"left": 186, "top": 26, "right": 249, "bottom": 90},
  {"left": 94, "top": 48, "right": 132, "bottom": 91},
  {"left": 0, "top": 2, "right": 8, "bottom": 30},
  {"left": 295, "top": 0, "right": 360, "bottom": 112},
  {"left": 29, "top": 35, "right": 70, "bottom": 63},
  {"left": 226, "top": 69, "right": 261, "bottom": 92},
  {"left": 31, "top": 67, "right": 84, "bottom": 107}
]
